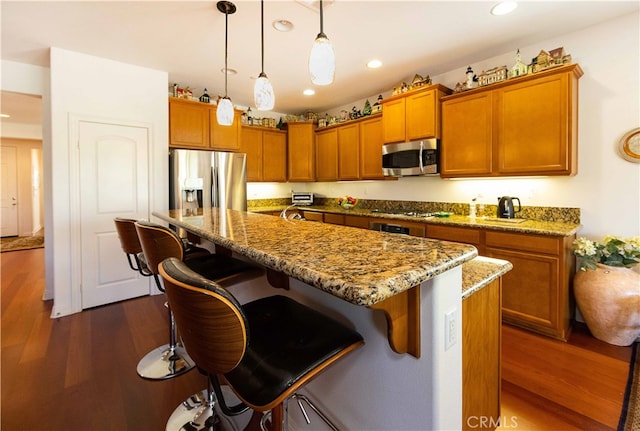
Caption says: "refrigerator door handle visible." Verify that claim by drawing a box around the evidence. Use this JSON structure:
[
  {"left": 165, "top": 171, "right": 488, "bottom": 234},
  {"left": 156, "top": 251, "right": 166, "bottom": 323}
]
[{"left": 211, "top": 165, "right": 219, "bottom": 208}]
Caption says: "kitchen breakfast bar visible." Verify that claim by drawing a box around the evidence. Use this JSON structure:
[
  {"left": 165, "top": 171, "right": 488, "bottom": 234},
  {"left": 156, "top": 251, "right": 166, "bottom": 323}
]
[{"left": 153, "top": 208, "right": 511, "bottom": 430}]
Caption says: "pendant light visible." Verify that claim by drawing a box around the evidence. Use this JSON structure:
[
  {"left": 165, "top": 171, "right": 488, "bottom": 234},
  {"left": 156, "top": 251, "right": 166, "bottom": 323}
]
[
  {"left": 254, "top": 0, "right": 275, "bottom": 110},
  {"left": 216, "top": 1, "right": 236, "bottom": 126},
  {"left": 308, "top": 0, "right": 335, "bottom": 86}
]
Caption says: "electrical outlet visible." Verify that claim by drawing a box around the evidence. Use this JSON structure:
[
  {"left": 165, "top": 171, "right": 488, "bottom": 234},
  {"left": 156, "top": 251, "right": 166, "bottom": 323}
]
[{"left": 445, "top": 309, "right": 457, "bottom": 350}]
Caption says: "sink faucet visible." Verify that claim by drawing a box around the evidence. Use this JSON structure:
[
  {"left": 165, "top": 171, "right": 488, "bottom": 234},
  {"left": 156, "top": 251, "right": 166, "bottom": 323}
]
[{"left": 280, "top": 204, "right": 303, "bottom": 220}]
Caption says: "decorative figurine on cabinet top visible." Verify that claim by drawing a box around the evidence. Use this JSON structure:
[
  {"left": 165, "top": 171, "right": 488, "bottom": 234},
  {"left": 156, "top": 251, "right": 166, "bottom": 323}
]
[
  {"left": 509, "top": 49, "right": 528, "bottom": 78},
  {"left": 199, "top": 88, "right": 210, "bottom": 103}
]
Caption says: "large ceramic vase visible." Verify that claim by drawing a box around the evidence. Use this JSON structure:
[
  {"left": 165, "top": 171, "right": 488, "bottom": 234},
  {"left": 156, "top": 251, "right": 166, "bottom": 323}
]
[{"left": 573, "top": 264, "right": 640, "bottom": 346}]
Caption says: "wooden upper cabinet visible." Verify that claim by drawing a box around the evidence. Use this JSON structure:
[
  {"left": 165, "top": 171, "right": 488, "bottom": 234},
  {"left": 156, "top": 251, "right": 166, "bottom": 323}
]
[
  {"left": 287, "top": 122, "right": 315, "bottom": 182},
  {"left": 381, "top": 84, "right": 452, "bottom": 144},
  {"left": 210, "top": 109, "right": 242, "bottom": 151},
  {"left": 441, "top": 92, "right": 494, "bottom": 177},
  {"left": 441, "top": 64, "right": 582, "bottom": 178},
  {"left": 169, "top": 98, "right": 209, "bottom": 148},
  {"left": 240, "top": 126, "right": 286, "bottom": 182},
  {"left": 497, "top": 68, "right": 579, "bottom": 175},
  {"left": 316, "top": 128, "right": 338, "bottom": 181},
  {"left": 262, "top": 130, "right": 287, "bottom": 182},
  {"left": 359, "top": 116, "right": 384, "bottom": 179},
  {"left": 240, "top": 126, "right": 263, "bottom": 182},
  {"left": 338, "top": 123, "right": 360, "bottom": 180},
  {"left": 382, "top": 98, "right": 406, "bottom": 143},
  {"left": 169, "top": 97, "right": 242, "bottom": 151},
  {"left": 406, "top": 89, "right": 439, "bottom": 141}
]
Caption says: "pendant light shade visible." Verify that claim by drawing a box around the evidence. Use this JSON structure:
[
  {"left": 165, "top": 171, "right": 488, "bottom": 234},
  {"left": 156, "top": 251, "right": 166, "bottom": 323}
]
[
  {"left": 216, "top": 1, "right": 236, "bottom": 126},
  {"left": 216, "top": 96, "right": 234, "bottom": 125},
  {"left": 309, "top": 0, "right": 335, "bottom": 85},
  {"left": 254, "top": 0, "right": 275, "bottom": 110},
  {"left": 254, "top": 73, "right": 275, "bottom": 111}
]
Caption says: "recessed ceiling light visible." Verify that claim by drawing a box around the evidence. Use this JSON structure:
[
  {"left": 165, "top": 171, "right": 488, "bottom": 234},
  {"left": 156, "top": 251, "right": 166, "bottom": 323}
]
[
  {"left": 303, "top": 89, "right": 315, "bottom": 96},
  {"left": 367, "top": 59, "right": 382, "bottom": 69},
  {"left": 221, "top": 67, "right": 238, "bottom": 75},
  {"left": 273, "top": 19, "right": 294, "bottom": 32},
  {"left": 491, "top": 1, "right": 517, "bottom": 16}
]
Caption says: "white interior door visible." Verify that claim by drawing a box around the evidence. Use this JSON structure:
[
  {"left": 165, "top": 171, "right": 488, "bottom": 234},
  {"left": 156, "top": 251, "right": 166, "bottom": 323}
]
[
  {"left": 78, "top": 120, "right": 151, "bottom": 308},
  {"left": 0, "top": 146, "right": 19, "bottom": 237}
]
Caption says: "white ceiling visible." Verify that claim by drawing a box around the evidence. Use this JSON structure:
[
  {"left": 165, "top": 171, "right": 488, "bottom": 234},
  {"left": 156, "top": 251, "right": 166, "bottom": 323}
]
[{"left": 1, "top": 1, "right": 638, "bottom": 125}]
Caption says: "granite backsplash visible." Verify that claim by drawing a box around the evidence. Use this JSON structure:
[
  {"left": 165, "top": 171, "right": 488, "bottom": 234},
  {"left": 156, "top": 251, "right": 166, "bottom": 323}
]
[{"left": 247, "top": 198, "right": 581, "bottom": 224}]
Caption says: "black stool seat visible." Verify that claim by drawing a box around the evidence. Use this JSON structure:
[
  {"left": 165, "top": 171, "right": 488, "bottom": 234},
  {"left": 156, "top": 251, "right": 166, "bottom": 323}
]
[
  {"left": 184, "top": 253, "right": 257, "bottom": 285},
  {"left": 226, "top": 295, "right": 363, "bottom": 408},
  {"left": 160, "top": 257, "right": 364, "bottom": 431}
]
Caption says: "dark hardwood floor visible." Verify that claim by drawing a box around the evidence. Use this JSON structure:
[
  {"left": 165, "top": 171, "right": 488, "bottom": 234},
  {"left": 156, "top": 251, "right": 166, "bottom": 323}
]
[{"left": 1, "top": 248, "right": 632, "bottom": 430}]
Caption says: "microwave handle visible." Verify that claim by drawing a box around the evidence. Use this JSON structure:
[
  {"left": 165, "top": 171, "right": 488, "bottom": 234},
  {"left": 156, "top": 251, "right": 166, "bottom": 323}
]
[{"left": 419, "top": 141, "right": 424, "bottom": 173}]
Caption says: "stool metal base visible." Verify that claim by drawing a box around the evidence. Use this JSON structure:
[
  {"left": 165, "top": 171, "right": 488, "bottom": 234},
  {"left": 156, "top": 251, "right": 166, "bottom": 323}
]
[
  {"left": 166, "top": 387, "right": 252, "bottom": 431},
  {"left": 137, "top": 343, "right": 195, "bottom": 380}
]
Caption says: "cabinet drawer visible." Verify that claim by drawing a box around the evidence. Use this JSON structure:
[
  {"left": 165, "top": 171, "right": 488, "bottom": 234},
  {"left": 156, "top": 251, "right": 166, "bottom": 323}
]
[
  {"left": 485, "top": 231, "right": 559, "bottom": 255},
  {"left": 427, "top": 225, "right": 481, "bottom": 245},
  {"left": 344, "top": 215, "right": 371, "bottom": 229},
  {"left": 324, "top": 213, "right": 345, "bottom": 225},
  {"left": 302, "top": 211, "right": 324, "bottom": 222}
]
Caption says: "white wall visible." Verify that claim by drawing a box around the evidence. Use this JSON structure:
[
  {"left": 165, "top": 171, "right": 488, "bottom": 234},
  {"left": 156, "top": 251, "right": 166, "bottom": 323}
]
[
  {"left": 46, "top": 47, "right": 168, "bottom": 316},
  {"left": 250, "top": 11, "right": 640, "bottom": 239}
]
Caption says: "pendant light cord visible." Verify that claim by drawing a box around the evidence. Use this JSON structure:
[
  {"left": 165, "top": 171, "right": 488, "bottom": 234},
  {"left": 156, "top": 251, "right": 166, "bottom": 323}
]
[
  {"left": 319, "top": 0, "right": 325, "bottom": 37},
  {"left": 260, "top": 0, "right": 265, "bottom": 74},
  {"left": 224, "top": 7, "right": 229, "bottom": 97}
]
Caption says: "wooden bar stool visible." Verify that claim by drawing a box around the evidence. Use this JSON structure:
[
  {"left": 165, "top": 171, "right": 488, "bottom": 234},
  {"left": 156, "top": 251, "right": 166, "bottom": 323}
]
[
  {"left": 159, "top": 257, "right": 365, "bottom": 431},
  {"left": 113, "top": 217, "right": 152, "bottom": 277},
  {"left": 134, "top": 220, "right": 261, "bottom": 382}
]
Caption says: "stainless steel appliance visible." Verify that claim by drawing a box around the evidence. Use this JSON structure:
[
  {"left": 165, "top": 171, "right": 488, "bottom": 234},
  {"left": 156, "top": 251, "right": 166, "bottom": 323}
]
[
  {"left": 291, "top": 192, "right": 314, "bottom": 206},
  {"left": 497, "top": 196, "right": 521, "bottom": 218},
  {"left": 169, "top": 149, "right": 247, "bottom": 214},
  {"left": 382, "top": 139, "right": 439, "bottom": 177}
]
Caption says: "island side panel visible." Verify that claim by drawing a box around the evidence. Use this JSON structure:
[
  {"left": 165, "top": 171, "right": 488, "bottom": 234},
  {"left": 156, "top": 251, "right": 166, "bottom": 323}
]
[{"left": 231, "top": 268, "right": 463, "bottom": 430}]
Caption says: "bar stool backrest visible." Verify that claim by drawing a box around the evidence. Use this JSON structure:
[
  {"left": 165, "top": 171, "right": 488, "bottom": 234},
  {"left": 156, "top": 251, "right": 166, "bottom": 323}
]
[
  {"left": 114, "top": 217, "right": 143, "bottom": 255},
  {"left": 135, "top": 221, "right": 185, "bottom": 276},
  {"left": 160, "top": 257, "right": 248, "bottom": 373}
]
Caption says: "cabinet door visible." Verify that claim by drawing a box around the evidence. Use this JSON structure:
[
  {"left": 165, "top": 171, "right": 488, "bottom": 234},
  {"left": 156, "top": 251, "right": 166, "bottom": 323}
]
[
  {"left": 426, "top": 224, "right": 483, "bottom": 253},
  {"left": 262, "top": 130, "right": 287, "bottom": 182},
  {"left": 338, "top": 123, "right": 360, "bottom": 180},
  {"left": 497, "top": 72, "right": 574, "bottom": 175},
  {"left": 486, "top": 246, "right": 560, "bottom": 338},
  {"left": 240, "top": 127, "right": 263, "bottom": 182},
  {"left": 287, "top": 122, "right": 315, "bottom": 182},
  {"left": 169, "top": 99, "right": 209, "bottom": 148},
  {"left": 315, "top": 128, "right": 338, "bottom": 181},
  {"left": 359, "top": 117, "right": 384, "bottom": 179},
  {"left": 441, "top": 92, "right": 494, "bottom": 177},
  {"left": 382, "top": 98, "right": 406, "bottom": 143},
  {"left": 406, "top": 89, "right": 437, "bottom": 140},
  {"left": 210, "top": 110, "right": 241, "bottom": 151}
]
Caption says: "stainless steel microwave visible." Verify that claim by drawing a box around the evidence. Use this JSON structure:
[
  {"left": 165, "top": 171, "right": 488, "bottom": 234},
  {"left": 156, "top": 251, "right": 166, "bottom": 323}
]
[{"left": 382, "top": 139, "right": 439, "bottom": 177}]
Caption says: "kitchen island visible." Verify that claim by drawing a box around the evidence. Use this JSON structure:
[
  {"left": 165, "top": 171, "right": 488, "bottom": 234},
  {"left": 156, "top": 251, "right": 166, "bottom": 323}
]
[{"left": 153, "top": 208, "right": 509, "bottom": 430}]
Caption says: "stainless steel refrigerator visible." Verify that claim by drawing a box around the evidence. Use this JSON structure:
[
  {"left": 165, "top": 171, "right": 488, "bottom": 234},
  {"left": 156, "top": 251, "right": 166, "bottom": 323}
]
[{"left": 169, "top": 149, "right": 247, "bottom": 214}]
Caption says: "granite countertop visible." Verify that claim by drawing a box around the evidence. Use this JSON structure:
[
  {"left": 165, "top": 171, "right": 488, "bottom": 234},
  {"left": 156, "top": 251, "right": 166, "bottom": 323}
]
[
  {"left": 153, "top": 208, "right": 478, "bottom": 306},
  {"left": 461, "top": 256, "right": 513, "bottom": 300},
  {"left": 251, "top": 205, "right": 580, "bottom": 236}
]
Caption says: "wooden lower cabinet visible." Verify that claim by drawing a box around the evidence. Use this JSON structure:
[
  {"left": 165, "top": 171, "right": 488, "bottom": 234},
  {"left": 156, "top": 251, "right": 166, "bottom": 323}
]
[
  {"left": 344, "top": 215, "right": 371, "bottom": 229},
  {"left": 426, "top": 224, "right": 483, "bottom": 253},
  {"left": 324, "top": 213, "right": 345, "bottom": 225},
  {"left": 485, "top": 231, "right": 575, "bottom": 340},
  {"left": 302, "top": 211, "right": 323, "bottom": 222},
  {"left": 463, "top": 279, "right": 501, "bottom": 431}
]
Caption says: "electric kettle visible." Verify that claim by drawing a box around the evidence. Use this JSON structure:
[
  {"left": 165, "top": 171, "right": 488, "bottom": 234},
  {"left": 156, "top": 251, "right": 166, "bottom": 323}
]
[{"left": 497, "top": 196, "right": 521, "bottom": 218}]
